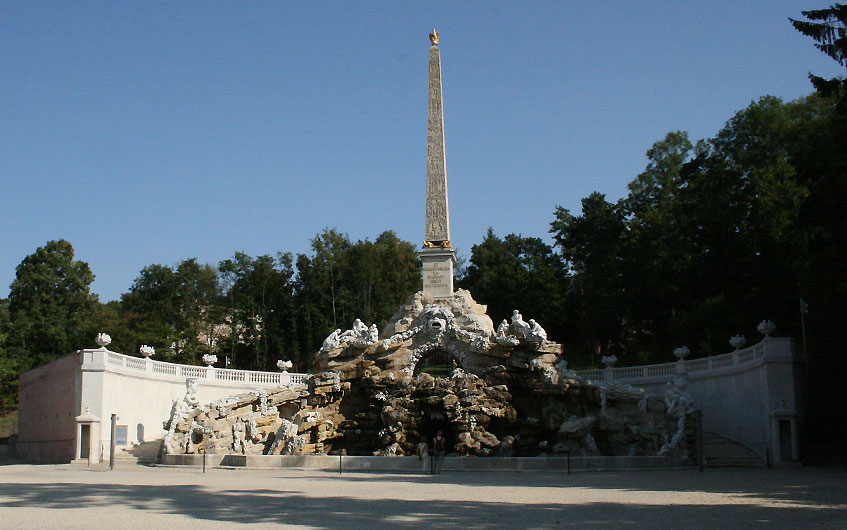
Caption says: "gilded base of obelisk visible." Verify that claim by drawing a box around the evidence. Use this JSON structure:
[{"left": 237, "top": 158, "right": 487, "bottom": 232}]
[{"left": 419, "top": 246, "right": 456, "bottom": 299}]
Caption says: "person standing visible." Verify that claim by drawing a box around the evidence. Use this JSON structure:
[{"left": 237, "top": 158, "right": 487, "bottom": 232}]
[
  {"left": 416, "top": 437, "right": 429, "bottom": 473},
  {"left": 432, "top": 430, "right": 446, "bottom": 474}
]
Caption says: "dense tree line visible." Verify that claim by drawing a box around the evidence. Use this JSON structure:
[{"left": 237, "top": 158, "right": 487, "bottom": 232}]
[{"left": 0, "top": 231, "right": 420, "bottom": 411}]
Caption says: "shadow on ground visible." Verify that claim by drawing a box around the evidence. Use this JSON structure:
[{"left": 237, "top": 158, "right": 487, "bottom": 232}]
[
  {"left": 319, "top": 466, "right": 847, "bottom": 502},
  {"left": 0, "top": 469, "right": 845, "bottom": 528}
]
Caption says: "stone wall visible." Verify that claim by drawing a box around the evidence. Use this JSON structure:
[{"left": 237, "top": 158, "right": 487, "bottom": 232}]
[{"left": 17, "top": 352, "right": 81, "bottom": 463}]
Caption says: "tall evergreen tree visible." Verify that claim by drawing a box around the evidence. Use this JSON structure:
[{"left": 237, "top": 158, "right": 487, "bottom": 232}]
[{"left": 791, "top": 4, "right": 847, "bottom": 109}]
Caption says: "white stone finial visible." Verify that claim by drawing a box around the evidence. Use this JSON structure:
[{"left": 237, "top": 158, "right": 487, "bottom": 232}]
[
  {"left": 601, "top": 355, "right": 618, "bottom": 368},
  {"left": 729, "top": 335, "right": 746, "bottom": 350},
  {"left": 95, "top": 333, "right": 112, "bottom": 349},
  {"left": 201, "top": 354, "right": 218, "bottom": 367},
  {"left": 757, "top": 320, "right": 776, "bottom": 337},
  {"left": 277, "top": 359, "right": 293, "bottom": 373},
  {"left": 139, "top": 345, "right": 155, "bottom": 358},
  {"left": 673, "top": 346, "right": 690, "bottom": 360}
]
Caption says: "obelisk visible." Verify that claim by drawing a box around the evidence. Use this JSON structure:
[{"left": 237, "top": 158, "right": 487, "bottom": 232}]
[{"left": 419, "top": 28, "right": 456, "bottom": 300}]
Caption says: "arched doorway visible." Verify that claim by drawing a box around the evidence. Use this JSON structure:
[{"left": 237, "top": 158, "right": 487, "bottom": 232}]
[{"left": 414, "top": 349, "right": 454, "bottom": 378}]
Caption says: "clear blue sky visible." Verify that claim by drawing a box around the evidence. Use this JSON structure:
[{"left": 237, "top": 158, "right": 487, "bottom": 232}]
[{"left": 1, "top": 1, "right": 841, "bottom": 302}]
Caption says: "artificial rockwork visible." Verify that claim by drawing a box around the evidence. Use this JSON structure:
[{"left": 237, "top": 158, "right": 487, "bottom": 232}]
[{"left": 162, "top": 289, "right": 694, "bottom": 462}]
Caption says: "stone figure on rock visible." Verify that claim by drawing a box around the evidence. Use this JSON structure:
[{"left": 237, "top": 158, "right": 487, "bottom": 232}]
[
  {"left": 494, "top": 319, "right": 520, "bottom": 346},
  {"left": 527, "top": 319, "right": 547, "bottom": 343},
  {"left": 163, "top": 378, "right": 201, "bottom": 455},
  {"left": 333, "top": 318, "right": 379, "bottom": 348},
  {"left": 321, "top": 329, "right": 342, "bottom": 352},
  {"left": 365, "top": 324, "right": 379, "bottom": 344},
  {"left": 269, "top": 418, "right": 301, "bottom": 455},
  {"left": 232, "top": 420, "right": 247, "bottom": 454},
  {"left": 510, "top": 310, "right": 531, "bottom": 338},
  {"left": 339, "top": 318, "right": 368, "bottom": 342}
]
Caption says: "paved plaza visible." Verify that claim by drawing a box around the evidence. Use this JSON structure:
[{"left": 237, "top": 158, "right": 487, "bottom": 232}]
[{"left": 0, "top": 462, "right": 845, "bottom": 529}]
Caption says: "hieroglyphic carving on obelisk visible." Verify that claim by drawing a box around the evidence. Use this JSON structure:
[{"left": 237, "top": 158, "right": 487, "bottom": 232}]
[
  {"left": 420, "top": 30, "right": 455, "bottom": 299},
  {"left": 425, "top": 29, "right": 451, "bottom": 247}
]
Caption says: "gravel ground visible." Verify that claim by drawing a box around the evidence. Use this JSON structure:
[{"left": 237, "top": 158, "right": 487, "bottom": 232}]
[{"left": 0, "top": 463, "right": 845, "bottom": 529}]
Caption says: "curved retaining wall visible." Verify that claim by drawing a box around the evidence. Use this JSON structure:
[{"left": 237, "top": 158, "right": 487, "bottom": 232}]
[
  {"left": 19, "top": 338, "right": 802, "bottom": 465},
  {"left": 576, "top": 338, "right": 802, "bottom": 462},
  {"left": 18, "top": 349, "right": 308, "bottom": 464}
]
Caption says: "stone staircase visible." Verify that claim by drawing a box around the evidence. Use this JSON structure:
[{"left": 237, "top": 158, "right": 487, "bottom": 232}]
[
  {"left": 702, "top": 431, "right": 765, "bottom": 468},
  {"left": 113, "top": 441, "right": 160, "bottom": 466}
]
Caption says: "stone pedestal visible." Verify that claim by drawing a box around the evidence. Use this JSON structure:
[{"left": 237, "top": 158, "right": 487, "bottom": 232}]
[{"left": 419, "top": 247, "right": 455, "bottom": 299}]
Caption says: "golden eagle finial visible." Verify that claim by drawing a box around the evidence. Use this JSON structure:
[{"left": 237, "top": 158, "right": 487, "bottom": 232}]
[{"left": 429, "top": 28, "right": 439, "bottom": 46}]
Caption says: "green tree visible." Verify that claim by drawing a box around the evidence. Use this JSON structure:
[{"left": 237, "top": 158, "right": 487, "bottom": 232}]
[
  {"left": 790, "top": 4, "right": 847, "bottom": 109},
  {"left": 121, "top": 259, "right": 221, "bottom": 364},
  {"left": 459, "top": 229, "right": 565, "bottom": 339},
  {"left": 0, "top": 299, "right": 17, "bottom": 414},
  {"left": 219, "top": 252, "right": 297, "bottom": 371},
  {"left": 294, "top": 229, "right": 420, "bottom": 361},
  {"left": 8, "top": 240, "right": 98, "bottom": 368},
  {"left": 550, "top": 194, "right": 628, "bottom": 365}
]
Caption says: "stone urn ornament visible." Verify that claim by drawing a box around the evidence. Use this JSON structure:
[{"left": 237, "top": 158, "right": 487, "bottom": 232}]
[
  {"left": 139, "top": 345, "right": 155, "bottom": 358},
  {"left": 757, "top": 320, "right": 776, "bottom": 337},
  {"left": 202, "top": 354, "right": 218, "bottom": 367},
  {"left": 673, "top": 346, "right": 690, "bottom": 361},
  {"left": 277, "top": 360, "right": 293, "bottom": 373},
  {"left": 601, "top": 355, "right": 618, "bottom": 368},
  {"left": 729, "top": 335, "right": 746, "bottom": 350},
  {"left": 95, "top": 333, "right": 112, "bottom": 349}
]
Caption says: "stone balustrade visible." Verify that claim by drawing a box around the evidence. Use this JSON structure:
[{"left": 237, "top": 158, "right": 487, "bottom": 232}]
[
  {"left": 83, "top": 348, "right": 309, "bottom": 388},
  {"left": 575, "top": 340, "right": 767, "bottom": 384}
]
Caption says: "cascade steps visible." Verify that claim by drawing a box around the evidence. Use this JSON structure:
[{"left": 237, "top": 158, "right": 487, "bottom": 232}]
[{"left": 702, "top": 431, "right": 764, "bottom": 468}]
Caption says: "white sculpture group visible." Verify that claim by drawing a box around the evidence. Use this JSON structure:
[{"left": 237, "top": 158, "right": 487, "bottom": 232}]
[
  {"left": 494, "top": 310, "right": 547, "bottom": 345},
  {"left": 320, "top": 318, "right": 379, "bottom": 352}
]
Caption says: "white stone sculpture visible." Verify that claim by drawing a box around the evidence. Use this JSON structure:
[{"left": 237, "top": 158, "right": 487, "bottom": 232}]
[
  {"left": 211, "top": 397, "right": 236, "bottom": 417},
  {"left": 527, "top": 319, "right": 548, "bottom": 343},
  {"left": 365, "top": 324, "right": 379, "bottom": 344},
  {"left": 555, "top": 358, "right": 577, "bottom": 380},
  {"left": 494, "top": 319, "right": 520, "bottom": 346},
  {"left": 601, "top": 355, "right": 618, "bottom": 368},
  {"left": 335, "top": 318, "right": 379, "bottom": 349},
  {"left": 389, "top": 303, "right": 492, "bottom": 376},
  {"left": 321, "top": 329, "right": 342, "bottom": 352},
  {"left": 95, "top": 333, "right": 112, "bottom": 349},
  {"left": 268, "top": 418, "right": 304, "bottom": 455},
  {"left": 163, "top": 378, "right": 200, "bottom": 454},
  {"left": 277, "top": 360, "right": 293, "bottom": 372},
  {"left": 201, "top": 354, "right": 218, "bottom": 366},
  {"left": 339, "top": 319, "right": 368, "bottom": 342},
  {"left": 245, "top": 417, "right": 261, "bottom": 443},
  {"left": 729, "top": 335, "right": 746, "bottom": 350},
  {"left": 232, "top": 420, "right": 247, "bottom": 454},
  {"left": 139, "top": 345, "right": 155, "bottom": 358},
  {"left": 659, "top": 374, "right": 695, "bottom": 456},
  {"left": 529, "top": 357, "right": 558, "bottom": 383},
  {"left": 251, "top": 388, "right": 270, "bottom": 415},
  {"left": 757, "top": 320, "right": 776, "bottom": 337},
  {"left": 673, "top": 346, "right": 690, "bottom": 360},
  {"left": 510, "top": 310, "right": 531, "bottom": 338}
]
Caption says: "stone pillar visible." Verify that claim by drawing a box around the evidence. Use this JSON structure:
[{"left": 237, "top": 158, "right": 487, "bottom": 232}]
[
  {"left": 420, "top": 33, "right": 456, "bottom": 299},
  {"left": 425, "top": 43, "right": 451, "bottom": 245}
]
